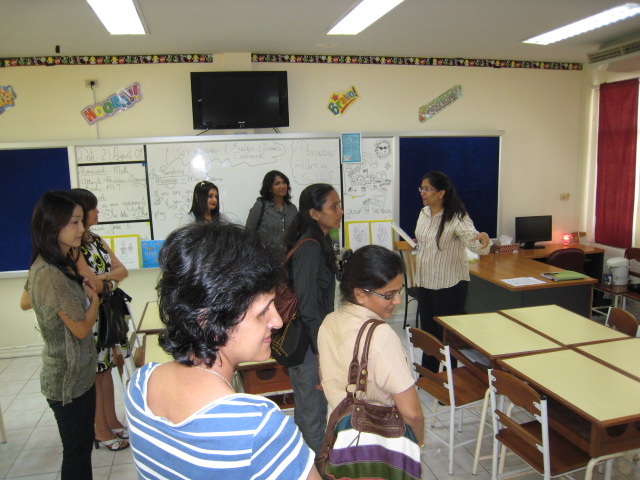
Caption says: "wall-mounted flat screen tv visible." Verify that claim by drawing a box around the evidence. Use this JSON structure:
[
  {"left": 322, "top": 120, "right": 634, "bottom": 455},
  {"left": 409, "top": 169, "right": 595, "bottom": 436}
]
[{"left": 190, "top": 71, "right": 289, "bottom": 130}]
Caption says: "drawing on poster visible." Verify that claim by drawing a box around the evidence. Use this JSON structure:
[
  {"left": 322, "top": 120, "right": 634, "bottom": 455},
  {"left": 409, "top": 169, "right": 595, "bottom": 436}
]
[
  {"left": 346, "top": 222, "right": 370, "bottom": 251},
  {"left": 104, "top": 235, "right": 140, "bottom": 270},
  {"left": 371, "top": 221, "right": 393, "bottom": 250},
  {"left": 343, "top": 138, "right": 393, "bottom": 222}
]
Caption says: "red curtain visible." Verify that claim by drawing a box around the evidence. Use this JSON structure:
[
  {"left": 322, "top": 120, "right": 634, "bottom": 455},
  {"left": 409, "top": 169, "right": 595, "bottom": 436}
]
[{"left": 595, "top": 79, "right": 638, "bottom": 248}]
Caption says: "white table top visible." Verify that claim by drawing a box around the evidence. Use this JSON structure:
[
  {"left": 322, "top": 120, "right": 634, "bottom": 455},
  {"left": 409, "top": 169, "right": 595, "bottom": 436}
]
[
  {"left": 500, "top": 349, "right": 640, "bottom": 425},
  {"left": 436, "top": 312, "right": 560, "bottom": 359},
  {"left": 500, "top": 305, "right": 628, "bottom": 345},
  {"left": 576, "top": 337, "right": 640, "bottom": 380}
]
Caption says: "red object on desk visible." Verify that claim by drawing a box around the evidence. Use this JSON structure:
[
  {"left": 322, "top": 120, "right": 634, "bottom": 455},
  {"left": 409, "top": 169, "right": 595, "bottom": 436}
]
[{"left": 562, "top": 233, "right": 573, "bottom": 245}]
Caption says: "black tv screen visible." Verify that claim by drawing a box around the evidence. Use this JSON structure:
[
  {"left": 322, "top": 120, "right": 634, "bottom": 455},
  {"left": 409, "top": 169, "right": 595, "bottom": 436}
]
[{"left": 191, "top": 71, "right": 289, "bottom": 130}]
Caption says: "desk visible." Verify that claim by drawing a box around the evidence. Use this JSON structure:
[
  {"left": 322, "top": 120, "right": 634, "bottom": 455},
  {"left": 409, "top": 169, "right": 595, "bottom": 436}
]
[
  {"left": 137, "top": 301, "right": 163, "bottom": 334},
  {"left": 436, "top": 312, "right": 561, "bottom": 363},
  {"left": 576, "top": 337, "right": 640, "bottom": 381},
  {"left": 466, "top": 254, "right": 597, "bottom": 317},
  {"left": 499, "top": 350, "right": 640, "bottom": 457},
  {"left": 518, "top": 244, "right": 604, "bottom": 279},
  {"left": 500, "top": 305, "right": 628, "bottom": 346},
  {"left": 141, "top": 334, "right": 173, "bottom": 364}
]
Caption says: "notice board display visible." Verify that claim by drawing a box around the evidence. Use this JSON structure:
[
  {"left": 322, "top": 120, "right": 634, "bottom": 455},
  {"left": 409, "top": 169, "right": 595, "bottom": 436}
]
[
  {"left": 399, "top": 136, "right": 500, "bottom": 239},
  {"left": 0, "top": 148, "right": 71, "bottom": 272}
]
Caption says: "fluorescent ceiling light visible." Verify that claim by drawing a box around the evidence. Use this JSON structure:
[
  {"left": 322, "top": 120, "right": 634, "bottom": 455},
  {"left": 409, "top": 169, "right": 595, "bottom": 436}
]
[
  {"left": 87, "top": 0, "right": 146, "bottom": 35},
  {"left": 523, "top": 2, "right": 640, "bottom": 45},
  {"left": 328, "top": 0, "right": 405, "bottom": 35}
]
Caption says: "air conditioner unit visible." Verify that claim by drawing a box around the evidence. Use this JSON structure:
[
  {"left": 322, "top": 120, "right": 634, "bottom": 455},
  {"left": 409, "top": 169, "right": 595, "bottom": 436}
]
[{"left": 587, "top": 36, "right": 640, "bottom": 72}]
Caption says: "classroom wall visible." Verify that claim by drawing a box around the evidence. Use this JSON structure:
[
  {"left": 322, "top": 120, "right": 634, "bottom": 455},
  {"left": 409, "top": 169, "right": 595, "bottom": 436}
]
[{"left": 0, "top": 52, "right": 598, "bottom": 350}]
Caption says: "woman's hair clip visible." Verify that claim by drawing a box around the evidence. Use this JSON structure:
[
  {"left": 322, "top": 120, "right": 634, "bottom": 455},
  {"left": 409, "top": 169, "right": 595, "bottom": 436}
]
[{"left": 336, "top": 249, "right": 353, "bottom": 282}]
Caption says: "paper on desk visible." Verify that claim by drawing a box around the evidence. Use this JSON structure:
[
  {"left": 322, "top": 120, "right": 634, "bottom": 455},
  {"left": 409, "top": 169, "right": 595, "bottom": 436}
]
[
  {"left": 391, "top": 223, "right": 417, "bottom": 248},
  {"left": 501, "top": 277, "right": 546, "bottom": 286}
]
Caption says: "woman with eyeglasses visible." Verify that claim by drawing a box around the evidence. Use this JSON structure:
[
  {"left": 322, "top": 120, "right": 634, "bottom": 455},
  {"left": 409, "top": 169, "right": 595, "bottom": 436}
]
[
  {"left": 414, "top": 171, "right": 492, "bottom": 372},
  {"left": 318, "top": 245, "right": 424, "bottom": 450}
]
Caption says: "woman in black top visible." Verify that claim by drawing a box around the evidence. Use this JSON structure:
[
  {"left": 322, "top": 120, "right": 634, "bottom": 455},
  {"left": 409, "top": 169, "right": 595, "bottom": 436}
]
[
  {"left": 246, "top": 170, "right": 298, "bottom": 245},
  {"left": 282, "top": 183, "right": 343, "bottom": 456}
]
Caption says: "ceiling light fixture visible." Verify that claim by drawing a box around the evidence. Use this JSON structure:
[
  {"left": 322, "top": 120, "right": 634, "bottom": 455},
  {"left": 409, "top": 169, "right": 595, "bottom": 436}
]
[
  {"left": 87, "top": 0, "right": 146, "bottom": 35},
  {"left": 328, "top": 0, "right": 406, "bottom": 35},
  {"left": 523, "top": 2, "right": 640, "bottom": 45}
]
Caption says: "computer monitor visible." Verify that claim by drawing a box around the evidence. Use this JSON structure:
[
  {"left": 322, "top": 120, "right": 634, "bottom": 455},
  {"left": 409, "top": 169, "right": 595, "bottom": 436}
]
[{"left": 515, "top": 215, "right": 552, "bottom": 249}]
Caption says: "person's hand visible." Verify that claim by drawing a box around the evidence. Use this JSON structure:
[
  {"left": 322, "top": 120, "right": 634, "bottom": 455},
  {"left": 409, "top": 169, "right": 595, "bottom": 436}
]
[
  {"left": 83, "top": 277, "right": 99, "bottom": 303},
  {"left": 471, "top": 232, "right": 491, "bottom": 248}
]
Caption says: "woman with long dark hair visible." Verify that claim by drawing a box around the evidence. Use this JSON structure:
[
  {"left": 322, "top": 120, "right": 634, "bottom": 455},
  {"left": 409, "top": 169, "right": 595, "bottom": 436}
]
[
  {"left": 181, "top": 180, "right": 228, "bottom": 224},
  {"left": 414, "top": 171, "right": 491, "bottom": 372},
  {"left": 282, "top": 183, "right": 343, "bottom": 456},
  {"left": 319, "top": 245, "right": 424, "bottom": 455},
  {"left": 23, "top": 191, "right": 99, "bottom": 479},
  {"left": 68, "top": 188, "right": 130, "bottom": 451},
  {"left": 246, "top": 170, "right": 298, "bottom": 244}
]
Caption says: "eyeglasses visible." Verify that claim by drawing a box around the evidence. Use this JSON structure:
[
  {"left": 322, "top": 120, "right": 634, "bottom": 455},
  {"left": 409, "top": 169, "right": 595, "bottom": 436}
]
[
  {"left": 418, "top": 186, "right": 437, "bottom": 193},
  {"left": 363, "top": 285, "right": 405, "bottom": 301}
]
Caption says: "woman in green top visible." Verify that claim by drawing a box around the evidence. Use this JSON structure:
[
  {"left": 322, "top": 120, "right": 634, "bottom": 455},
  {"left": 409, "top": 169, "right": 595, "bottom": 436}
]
[{"left": 23, "top": 191, "right": 99, "bottom": 479}]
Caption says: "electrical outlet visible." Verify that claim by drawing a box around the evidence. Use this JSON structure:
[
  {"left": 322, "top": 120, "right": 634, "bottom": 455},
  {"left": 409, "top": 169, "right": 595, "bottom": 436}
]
[
  {"left": 84, "top": 79, "right": 98, "bottom": 88},
  {"left": 560, "top": 193, "right": 570, "bottom": 200}
]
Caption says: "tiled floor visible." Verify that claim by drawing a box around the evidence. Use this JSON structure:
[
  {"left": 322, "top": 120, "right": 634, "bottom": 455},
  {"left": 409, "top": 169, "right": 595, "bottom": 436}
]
[{"left": 0, "top": 314, "right": 638, "bottom": 479}]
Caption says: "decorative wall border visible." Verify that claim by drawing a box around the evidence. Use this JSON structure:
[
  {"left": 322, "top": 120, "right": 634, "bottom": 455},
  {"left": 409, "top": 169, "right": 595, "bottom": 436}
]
[
  {"left": 252, "top": 53, "right": 583, "bottom": 70},
  {"left": 1, "top": 54, "right": 213, "bottom": 67},
  {"left": 1, "top": 52, "right": 583, "bottom": 70}
]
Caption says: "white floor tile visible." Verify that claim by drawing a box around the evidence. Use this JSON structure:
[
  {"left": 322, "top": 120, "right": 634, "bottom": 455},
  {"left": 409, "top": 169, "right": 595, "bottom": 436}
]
[{"left": 6, "top": 446, "right": 61, "bottom": 478}]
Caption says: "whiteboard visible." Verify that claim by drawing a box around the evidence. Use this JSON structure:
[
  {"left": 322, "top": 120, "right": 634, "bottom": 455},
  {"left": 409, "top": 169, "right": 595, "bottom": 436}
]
[
  {"left": 90, "top": 222, "right": 152, "bottom": 242},
  {"left": 75, "top": 145, "right": 145, "bottom": 164},
  {"left": 77, "top": 163, "right": 150, "bottom": 221},
  {"left": 146, "top": 139, "right": 341, "bottom": 239}
]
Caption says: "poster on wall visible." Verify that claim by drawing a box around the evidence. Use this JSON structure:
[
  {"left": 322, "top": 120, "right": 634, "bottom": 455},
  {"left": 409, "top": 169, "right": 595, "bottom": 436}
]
[
  {"left": 81, "top": 82, "right": 141, "bottom": 124},
  {"left": 0, "top": 85, "right": 17, "bottom": 114}
]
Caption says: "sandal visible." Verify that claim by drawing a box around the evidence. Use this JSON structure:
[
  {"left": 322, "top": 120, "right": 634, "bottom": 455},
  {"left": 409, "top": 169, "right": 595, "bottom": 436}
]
[
  {"left": 111, "top": 427, "right": 129, "bottom": 440},
  {"left": 94, "top": 437, "right": 130, "bottom": 451}
]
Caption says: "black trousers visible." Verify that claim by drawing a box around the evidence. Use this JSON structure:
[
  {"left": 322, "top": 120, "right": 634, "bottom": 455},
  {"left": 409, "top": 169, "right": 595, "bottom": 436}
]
[
  {"left": 416, "top": 281, "right": 468, "bottom": 372},
  {"left": 47, "top": 384, "right": 96, "bottom": 480}
]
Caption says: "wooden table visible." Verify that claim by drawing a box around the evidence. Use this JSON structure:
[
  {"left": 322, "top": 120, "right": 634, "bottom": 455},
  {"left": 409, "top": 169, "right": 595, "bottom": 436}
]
[
  {"left": 466, "top": 253, "right": 597, "bottom": 317},
  {"left": 575, "top": 337, "right": 640, "bottom": 381},
  {"left": 137, "top": 301, "right": 164, "bottom": 334},
  {"left": 499, "top": 349, "right": 640, "bottom": 457},
  {"left": 437, "top": 306, "right": 640, "bottom": 458},
  {"left": 136, "top": 301, "right": 294, "bottom": 408},
  {"left": 499, "top": 305, "right": 628, "bottom": 346},
  {"left": 436, "top": 312, "right": 562, "bottom": 363},
  {"left": 141, "top": 333, "right": 173, "bottom": 364},
  {"left": 517, "top": 244, "right": 605, "bottom": 279}
]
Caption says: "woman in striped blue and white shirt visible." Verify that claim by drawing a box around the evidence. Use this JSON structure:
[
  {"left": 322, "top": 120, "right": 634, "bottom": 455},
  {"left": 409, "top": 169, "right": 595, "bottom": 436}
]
[
  {"left": 126, "top": 222, "right": 319, "bottom": 479},
  {"left": 414, "top": 171, "right": 492, "bottom": 372}
]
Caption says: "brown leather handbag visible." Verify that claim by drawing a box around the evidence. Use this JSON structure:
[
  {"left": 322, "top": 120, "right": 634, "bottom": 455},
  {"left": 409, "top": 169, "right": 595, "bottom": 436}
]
[
  {"left": 270, "top": 238, "right": 318, "bottom": 366},
  {"left": 317, "top": 319, "right": 421, "bottom": 479}
]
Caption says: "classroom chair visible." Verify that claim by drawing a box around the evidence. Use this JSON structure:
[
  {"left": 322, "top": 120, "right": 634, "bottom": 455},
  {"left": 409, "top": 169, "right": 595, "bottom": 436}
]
[
  {"left": 544, "top": 247, "right": 586, "bottom": 273},
  {"left": 409, "top": 328, "right": 491, "bottom": 475},
  {"left": 488, "top": 368, "right": 624, "bottom": 480},
  {"left": 395, "top": 240, "right": 420, "bottom": 329},
  {"left": 606, "top": 307, "right": 639, "bottom": 337}
]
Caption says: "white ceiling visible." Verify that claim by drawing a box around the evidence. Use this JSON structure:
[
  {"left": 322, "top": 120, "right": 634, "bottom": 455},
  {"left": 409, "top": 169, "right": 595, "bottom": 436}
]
[{"left": 2, "top": 0, "right": 640, "bottom": 64}]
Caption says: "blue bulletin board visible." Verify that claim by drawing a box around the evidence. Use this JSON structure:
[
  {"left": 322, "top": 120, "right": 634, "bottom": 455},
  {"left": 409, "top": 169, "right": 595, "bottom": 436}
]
[
  {"left": 0, "top": 148, "right": 71, "bottom": 272},
  {"left": 399, "top": 136, "right": 500, "bottom": 238}
]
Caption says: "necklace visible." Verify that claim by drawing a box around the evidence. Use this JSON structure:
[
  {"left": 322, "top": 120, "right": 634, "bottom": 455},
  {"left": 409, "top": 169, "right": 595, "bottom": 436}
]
[{"left": 194, "top": 366, "right": 234, "bottom": 390}]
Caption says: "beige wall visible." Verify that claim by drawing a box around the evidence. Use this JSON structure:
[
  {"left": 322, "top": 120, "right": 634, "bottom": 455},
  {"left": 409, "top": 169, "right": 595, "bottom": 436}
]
[{"left": 0, "top": 52, "right": 608, "bottom": 350}]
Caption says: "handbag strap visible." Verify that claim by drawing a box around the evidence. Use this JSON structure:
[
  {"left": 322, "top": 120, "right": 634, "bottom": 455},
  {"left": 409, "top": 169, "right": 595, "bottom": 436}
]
[
  {"left": 285, "top": 237, "right": 319, "bottom": 263},
  {"left": 347, "top": 319, "right": 384, "bottom": 396}
]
